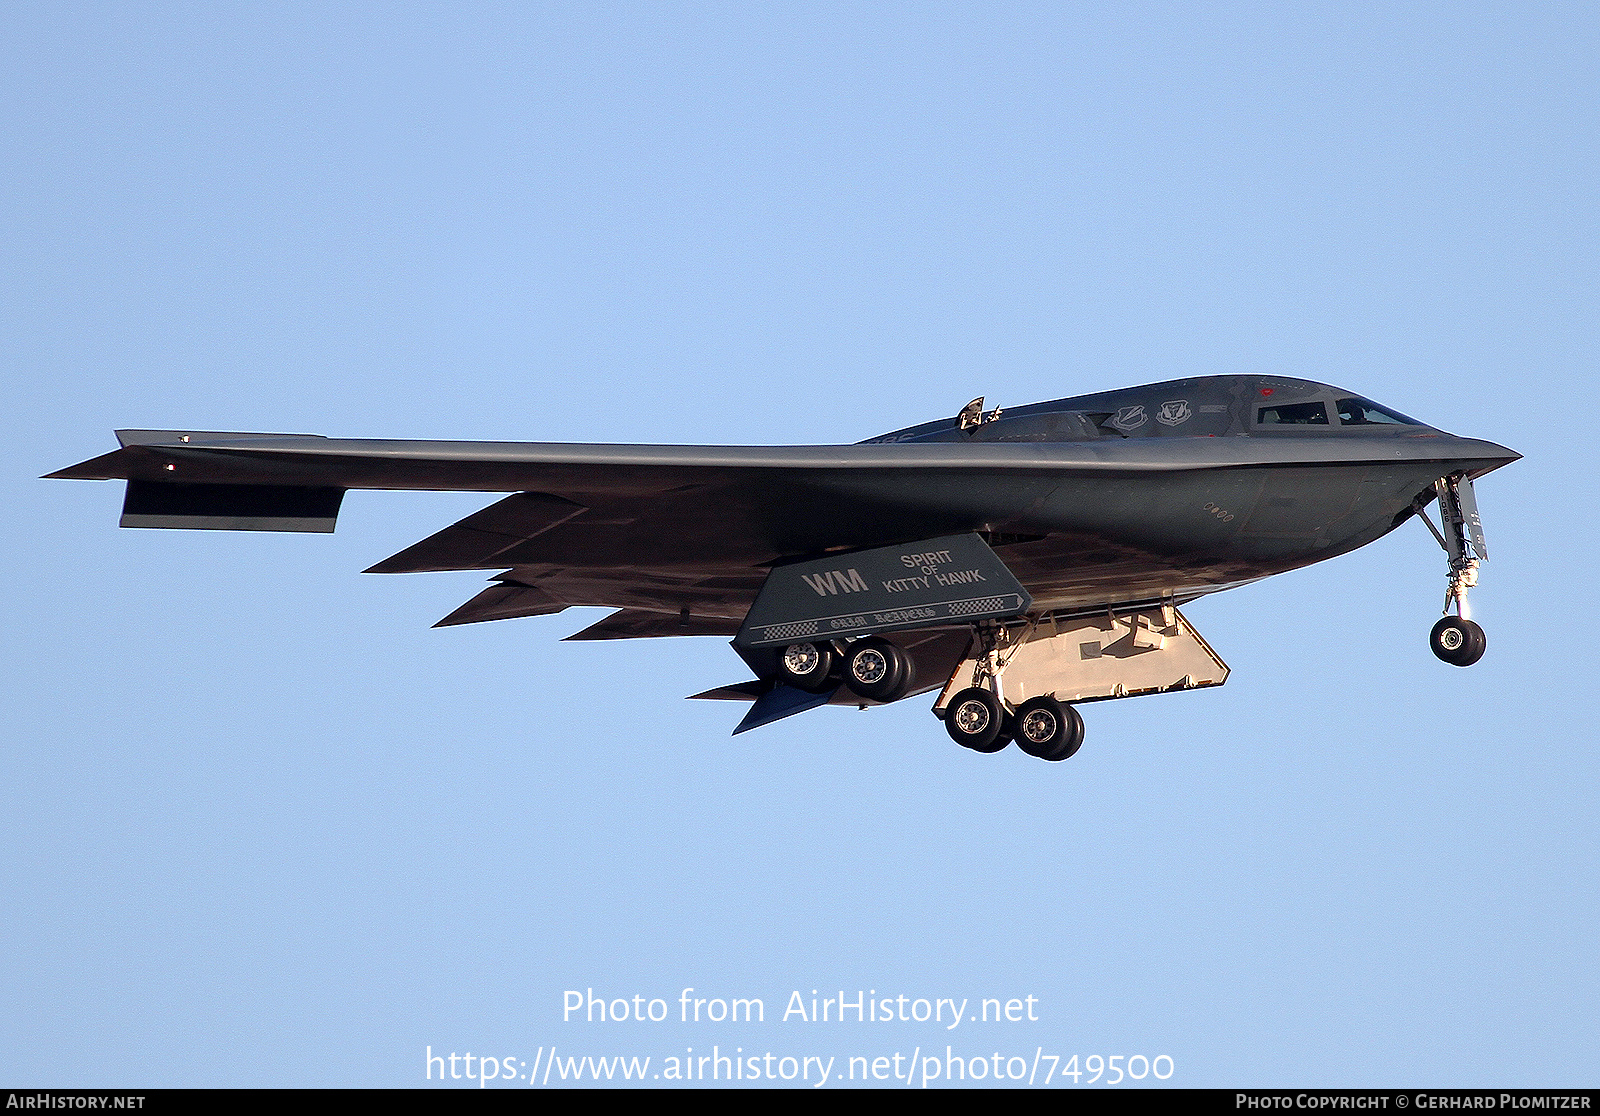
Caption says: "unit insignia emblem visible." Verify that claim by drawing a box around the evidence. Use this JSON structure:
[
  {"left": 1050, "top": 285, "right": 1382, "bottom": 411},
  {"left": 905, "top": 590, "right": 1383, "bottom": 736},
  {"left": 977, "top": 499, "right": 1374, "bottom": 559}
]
[
  {"left": 1156, "top": 400, "right": 1192, "bottom": 426},
  {"left": 1111, "top": 405, "right": 1147, "bottom": 430}
]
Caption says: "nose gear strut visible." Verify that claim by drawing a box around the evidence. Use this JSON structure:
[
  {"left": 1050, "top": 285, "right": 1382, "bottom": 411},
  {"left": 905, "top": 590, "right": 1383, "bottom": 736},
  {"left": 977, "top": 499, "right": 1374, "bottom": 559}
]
[{"left": 1414, "top": 473, "right": 1490, "bottom": 666}]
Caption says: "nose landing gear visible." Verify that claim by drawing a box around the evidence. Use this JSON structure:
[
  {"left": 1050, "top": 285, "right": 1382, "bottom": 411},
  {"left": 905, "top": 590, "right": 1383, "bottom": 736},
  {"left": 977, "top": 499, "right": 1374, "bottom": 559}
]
[{"left": 1417, "top": 473, "right": 1491, "bottom": 667}]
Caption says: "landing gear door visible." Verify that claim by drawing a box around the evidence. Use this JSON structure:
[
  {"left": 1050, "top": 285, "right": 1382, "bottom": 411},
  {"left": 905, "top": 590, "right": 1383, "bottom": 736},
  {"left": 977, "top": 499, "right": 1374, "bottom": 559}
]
[
  {"left": 1454, "top": 476, "right": 1488, "bottom": 560},
  {"left": 933, "top": 608, "right": 1230, "bottom": 712},
  {"left": 732, "top": 533, "right": 1031, "bottom": 650},
  {"left": 1435, "top": 474, "right": 1489, "bottom": 564}
]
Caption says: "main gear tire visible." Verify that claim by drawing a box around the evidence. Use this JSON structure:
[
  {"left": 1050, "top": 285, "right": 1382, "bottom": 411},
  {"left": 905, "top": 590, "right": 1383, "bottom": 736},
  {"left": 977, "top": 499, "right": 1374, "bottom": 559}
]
[
  {"left": 1043, "top": 704, "right": 1085, "bottom": 761},
  {"left": 944, "top": 687, "right": 1009, "bottom": 753},
  {"left": 1013, "top": 696, "right": 1064, "bottom": 758},
  {"left": 777, "top": 642, "right": 836, "bottom": 692},
  {"left": 1013, "top": 696, "right": 1080, "bottom": 760},
  {"left": 842, "top": 637, "right": 913, "bottom": 703}
]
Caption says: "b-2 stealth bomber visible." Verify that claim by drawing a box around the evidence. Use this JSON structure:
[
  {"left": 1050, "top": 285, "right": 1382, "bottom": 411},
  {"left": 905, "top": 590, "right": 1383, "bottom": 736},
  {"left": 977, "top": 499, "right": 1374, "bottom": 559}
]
[{"left": 48, "top": 375, "right": 1518, "bottom": 759}]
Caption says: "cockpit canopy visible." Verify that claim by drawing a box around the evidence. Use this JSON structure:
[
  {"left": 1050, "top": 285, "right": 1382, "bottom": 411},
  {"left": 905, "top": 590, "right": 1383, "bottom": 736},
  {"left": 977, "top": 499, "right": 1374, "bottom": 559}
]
[
  {"left": 862, "top": 375, "right": 1432, "bottom": 445},
  {"left": 1257, "top": 395, "right": 1420, "bottom": 427}
]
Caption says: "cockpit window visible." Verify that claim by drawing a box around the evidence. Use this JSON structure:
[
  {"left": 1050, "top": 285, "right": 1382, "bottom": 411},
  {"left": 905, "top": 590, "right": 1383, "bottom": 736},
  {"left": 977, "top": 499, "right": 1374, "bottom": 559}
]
[
  {"left": 1257, "top": 401, "right": 1328, "bottom": 425},
  {"left": 1335, "top": 397, "right": 1419, "bottom": 425}
]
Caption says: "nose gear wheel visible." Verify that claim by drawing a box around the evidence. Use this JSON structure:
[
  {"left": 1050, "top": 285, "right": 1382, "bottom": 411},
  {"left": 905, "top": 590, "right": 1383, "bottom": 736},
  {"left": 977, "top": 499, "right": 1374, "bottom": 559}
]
[{"left": 1430, "top": 616, "right": 1486, "bottom": 667}]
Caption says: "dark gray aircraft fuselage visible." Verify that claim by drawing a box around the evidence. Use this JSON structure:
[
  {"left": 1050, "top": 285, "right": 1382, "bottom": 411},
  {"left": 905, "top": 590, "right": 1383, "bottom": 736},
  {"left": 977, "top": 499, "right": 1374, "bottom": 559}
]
[
  {"left": 49, "top": 372, "right": 1518, "bottom": 747},
  {"left": 51, "top": 374, "right": 1517, "bottom": 622},
  {"left": 836, "top": 373, "right": 1518, "bottom": 617}
]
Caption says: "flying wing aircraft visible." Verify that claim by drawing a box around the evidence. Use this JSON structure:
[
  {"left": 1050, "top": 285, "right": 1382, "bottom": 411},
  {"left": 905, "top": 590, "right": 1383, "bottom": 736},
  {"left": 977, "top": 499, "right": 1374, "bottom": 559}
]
[{"left": 48, "top": 374, "right": 1518, "bottom": 759}]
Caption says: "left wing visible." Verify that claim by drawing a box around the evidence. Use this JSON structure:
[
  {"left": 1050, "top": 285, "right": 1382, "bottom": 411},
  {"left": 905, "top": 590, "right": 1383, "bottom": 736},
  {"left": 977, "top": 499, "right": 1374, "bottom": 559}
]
[{"left": 48, "top": 428, "right": 1094, "bottom": 630}]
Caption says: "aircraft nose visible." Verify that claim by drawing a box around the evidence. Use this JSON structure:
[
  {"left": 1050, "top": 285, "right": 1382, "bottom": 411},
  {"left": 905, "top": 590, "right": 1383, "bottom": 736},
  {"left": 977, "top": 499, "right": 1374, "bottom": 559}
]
[{"left": 1441, "top": 435, "right": 1521, "bottom": 472}]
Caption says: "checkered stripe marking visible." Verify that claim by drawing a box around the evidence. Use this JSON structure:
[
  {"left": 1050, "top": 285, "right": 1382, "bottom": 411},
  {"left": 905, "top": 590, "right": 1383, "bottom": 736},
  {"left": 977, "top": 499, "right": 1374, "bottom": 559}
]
[
  {"left": 760, "top": 620, "right": 819, "bottom": 642},
  {"left": 947, "top": 596, "right": 1011, "bottom": 616}
]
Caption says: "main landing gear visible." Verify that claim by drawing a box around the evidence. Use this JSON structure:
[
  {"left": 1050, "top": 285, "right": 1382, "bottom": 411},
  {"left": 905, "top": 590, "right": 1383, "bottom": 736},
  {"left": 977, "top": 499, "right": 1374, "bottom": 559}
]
[
  {"left": 771, "top": 627, "right": 1086, "bottom": 760},
  {"left": 943, "top": 689, "right": 1084, "bottom": 760},
  {"left": 775, "top": 636, "right": 916, "bottom": 703},
  {"left": 1416, "top": 473, "right": 1491, "bottom": 667},
  {"left": 940, "top": 623, "right": 1085, "bottom": 762}
]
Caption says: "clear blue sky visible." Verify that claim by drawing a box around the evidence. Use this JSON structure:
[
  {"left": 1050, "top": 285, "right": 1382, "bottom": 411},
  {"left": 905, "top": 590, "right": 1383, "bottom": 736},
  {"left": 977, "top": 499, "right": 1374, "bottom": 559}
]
[{"left": 4, "top": 1, "right": 1595, "bottom": 1088}]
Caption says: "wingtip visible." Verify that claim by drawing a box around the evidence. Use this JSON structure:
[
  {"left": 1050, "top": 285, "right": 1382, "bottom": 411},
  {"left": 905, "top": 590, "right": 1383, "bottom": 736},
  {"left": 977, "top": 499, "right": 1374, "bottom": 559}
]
[{"left": 42, "top": 448, "right": 135, "bottom": 480}]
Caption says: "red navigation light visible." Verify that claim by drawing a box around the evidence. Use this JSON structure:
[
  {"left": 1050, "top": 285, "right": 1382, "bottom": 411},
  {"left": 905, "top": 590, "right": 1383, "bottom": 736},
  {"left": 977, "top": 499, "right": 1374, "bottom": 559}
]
[{"left": 1260, "top": 388, "right": 1274, "bottom": 396}]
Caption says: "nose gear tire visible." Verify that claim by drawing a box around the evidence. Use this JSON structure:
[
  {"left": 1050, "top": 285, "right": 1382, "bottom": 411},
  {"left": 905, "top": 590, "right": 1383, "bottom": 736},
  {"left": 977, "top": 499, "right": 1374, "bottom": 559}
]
[{"left": 1430, "top": 617, "right": 1486, "bottom": 667}]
